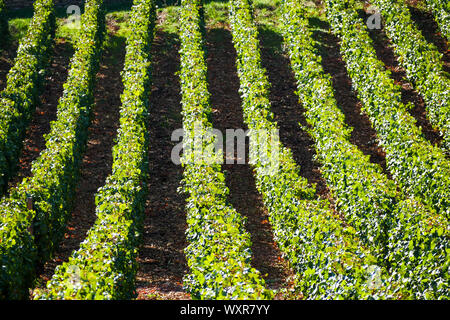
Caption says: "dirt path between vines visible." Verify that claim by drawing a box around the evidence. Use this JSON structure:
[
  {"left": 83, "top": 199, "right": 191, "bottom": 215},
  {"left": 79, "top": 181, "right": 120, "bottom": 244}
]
[
  {"left": 206, "top": 26, "right": 296, "bottom": 298},
  {"left": 0, "top": 41, "right": 18, "bottom": 91},
  {"left": 8, "top": 39, "right": 74, "bottom": 188},
  {"left": 311, "top": 23, "right": 391, "bottom": 176},
  {"left": 135, "top": 30, "right": 189, "bottom": 300},
  {"left": 32, "top": 26, "right": 123, "bottom": 292},
  {"left": 258, "top": 27, "right": 332, "bottom": 198},
  {"left": 365, "top": 24, "right": 443, "bottom": 147},
  {"left": 408, "top": 5, "right": 450, "bottom": 74}
]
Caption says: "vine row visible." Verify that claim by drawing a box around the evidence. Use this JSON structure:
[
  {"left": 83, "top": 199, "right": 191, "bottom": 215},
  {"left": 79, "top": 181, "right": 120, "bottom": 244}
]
[
  {"left": 324, "top": 0, "right": 450, "bottom": 220},
  {"left": 373, "top": 0, "right": 450, "bottom": 151},
  {"left": 179, "top": 0, "right": 271, "bottom": 300},
  {"left": 34, "top": 0, "right": 156, "bottom": 300},
  {"left": 282, "top": 0, "right": 449, "bottom": 299},
  {"left": 425, "top": 0, "right": 450, "bottom": 40},
  {"left": 228, "top": 0, "right": 395, "bottom": 299},
  {"left": 0, "top": 0, "right": 105, "bottom": 299},
  {"left": 0, "top": 0, "right": 55, "bottom": 192}
]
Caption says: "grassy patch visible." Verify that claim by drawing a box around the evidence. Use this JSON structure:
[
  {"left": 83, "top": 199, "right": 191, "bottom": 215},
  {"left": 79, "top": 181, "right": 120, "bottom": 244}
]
[
  {"left": 157, "top": 5, "right": 181, "bottom": 33},
  {"left": 205, "top": 1, "right": 228, "bottom": 27},
  {"left": 7, "top": 18, "right": 30, "bottom": 43}
]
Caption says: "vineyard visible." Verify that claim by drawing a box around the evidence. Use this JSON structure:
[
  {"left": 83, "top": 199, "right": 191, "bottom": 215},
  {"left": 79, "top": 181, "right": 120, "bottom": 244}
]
[{"left": 0, "top": 0, "right": 448, "bottom": 300}]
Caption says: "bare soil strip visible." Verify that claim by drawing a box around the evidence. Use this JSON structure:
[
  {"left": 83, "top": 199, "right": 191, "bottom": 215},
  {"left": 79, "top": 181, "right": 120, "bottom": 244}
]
[
  {"left": 8, "top": 39, "right": 74, "bottom": 188},
  {"left": 407, "top": 5, "right": 450, "bottom": 74},
  {"left": 205, "top": 26, "right": 295, "bottom": 297},
  {"left": 364, "top": 22, "right": 443, "bottom": 147},
  {"left": 33, "top": 27, "right": 123, "bottom": 290},
  {"left": 0, "top": 41, "right": 18, "bottom": 91},
  {"left": 258, "top": 27, "right": 331, "bottom": 198},
  {"left": 135, "top": 30, "right": 190, "bottom": 301},
  {"left": 311, "top": 25, "right": 391, "bottom": 176}
]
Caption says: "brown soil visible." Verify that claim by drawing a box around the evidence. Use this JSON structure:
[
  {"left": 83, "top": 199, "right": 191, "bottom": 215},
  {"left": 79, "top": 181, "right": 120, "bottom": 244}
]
[
  {"left": 364, "top": 19, "right": 443, "bottom": 146},
  {"left": 407, "top": 5, "right": 450, "bottom": 73},
  {"left": 258, "top": 27, "right": 331, "bottom": 198},
  {"left": 32, "top": 27, "right": 124, "bottom": 290},
  {"left": 8, "top": 39, "right": 74, "bottom": 188},
  {"left": 135, "top": 29, "right": 190, "bottom": 301},
  {"left": 312, "top": 26, "right": 391, "bottom": 176},
  {"left": 205, "top": 26, "right": 295, "bottom": 298},
  {"left": 0, "top": 41, "right": 18, "bottom": 91}
]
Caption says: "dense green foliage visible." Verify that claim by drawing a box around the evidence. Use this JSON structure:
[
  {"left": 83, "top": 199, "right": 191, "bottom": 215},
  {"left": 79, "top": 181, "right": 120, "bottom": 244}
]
[
  {"left": 282, "top": 0, "right": 449, "bottom": 299},
  {"left": 425, "top": 0, "right": 449, "bottom": 40},
  {"left": 228, "top": 0, "right": 397, "bottom": 299},
  {"left": 372, "top": 0, "right": 450, "bottom": 151},
  {"left": 0, "top": 0, "right": 7, "bottom": 44},
  {"left": 179, "top": 0, "right": 271, "bottom": 300},
  {"left": 33, "top": 0, "right": 156, "bottom": 300},
  {"left": 324, "top": 0, "right": 450, "bottom": 220},
  {"left": 0, "top": 0, "right": 55, "bottom": 192},
  {"left": 0, "top": 0, "right": 447, "bottom": 300},
  {"left": 0, "top": 0, "right": 105, "bottom": 300}
]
